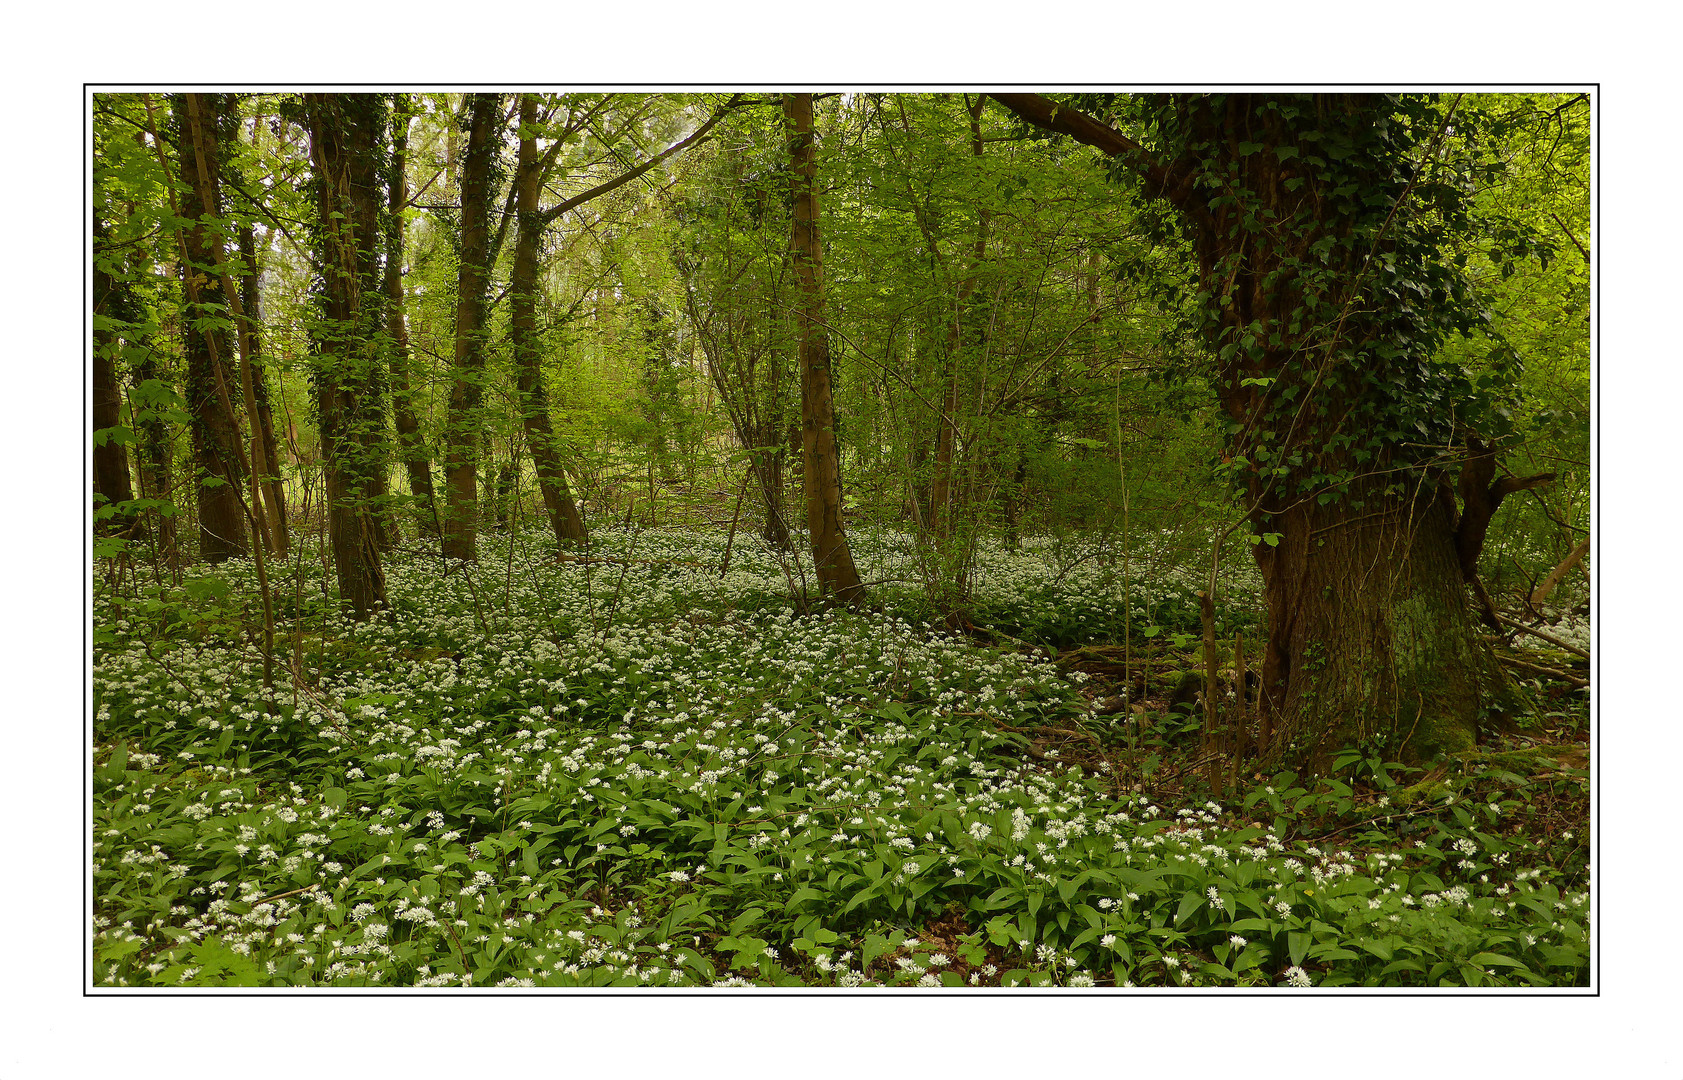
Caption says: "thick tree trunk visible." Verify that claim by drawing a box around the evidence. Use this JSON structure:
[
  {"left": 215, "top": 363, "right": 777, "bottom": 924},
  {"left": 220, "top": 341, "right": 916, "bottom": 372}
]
[
  {"left": 510, "top": 94, "right": 588, "bottom": 548},
  {"left": 172, "top": 94, "right": 248, "bottom": 564},
  {"left": 784, "top": 93, "right": 864, "bottom": 604},
  {"left": 303, "top": 93, "right": 389, "bottom": 618},
  {"left": 385, "top": 95, "right": 440, "bottom": 539},
  {"left": 440, "top": 92, "right": 500, "bottom": 561},
  {"left": 995, "top": 92, "right": 1521, "bottom": 768},
  {"left": 1254, "top": 478, "right": 1494, "bottom": 765}
]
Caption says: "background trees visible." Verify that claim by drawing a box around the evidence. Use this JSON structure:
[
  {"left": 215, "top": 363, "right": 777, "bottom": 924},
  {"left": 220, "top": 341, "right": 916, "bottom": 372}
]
[{"left": 90, "top": 89, "right": 1589, "bottom": 771}]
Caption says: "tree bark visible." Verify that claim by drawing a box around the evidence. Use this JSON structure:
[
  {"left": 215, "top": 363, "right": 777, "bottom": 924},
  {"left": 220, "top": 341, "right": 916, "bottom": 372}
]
[
  {"left": 440, "top": 92, "right": 500, "bottom": 561},
  {"left": 510, "top": 93, "right": 588, "bottom": 547},
  {"left": 171, "top": 94, "right": 248, "bottom": 564},
  {"left": 385, "top": 95, "right": 440, "bottom": 538},
  {"left": 237, "top": 221, "right": 289, "bottom": 555},
  {"left": 302, "top": 92, "right": 389, "bottom": 618},
  {"left": 784, "top": 93, "right": 864, "bottom": 604},
  {"left": 92, "top": 210, "right": 136, "bottom": 532}
]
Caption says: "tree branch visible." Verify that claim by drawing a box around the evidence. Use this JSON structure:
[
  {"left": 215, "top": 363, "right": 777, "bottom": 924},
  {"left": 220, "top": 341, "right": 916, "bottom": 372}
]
[
  {"left": 989, "top": 93, "right": 1210, "bottom": 230},
  {"left": 537, "top": 96, "right": 740, "bottom": 228}
]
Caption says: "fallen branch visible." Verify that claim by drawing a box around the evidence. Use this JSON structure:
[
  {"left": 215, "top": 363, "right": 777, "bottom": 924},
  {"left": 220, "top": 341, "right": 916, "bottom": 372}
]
[
  {"left": 1494, "top": 612, "right": 1590, "bottom": 659},
  {"left": 1498, "top": 654, "right": 1589, "bottom": 688},
  {"left": 1530, "top": 535, "right": 1590, "bottom": 609}
]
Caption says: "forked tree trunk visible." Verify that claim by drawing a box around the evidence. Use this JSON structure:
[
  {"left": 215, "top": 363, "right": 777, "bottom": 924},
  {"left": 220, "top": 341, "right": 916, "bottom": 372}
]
[
  {"left": 440, "top": 92, "right": 500, "bottom": 561},
  {"left": 385, "top": 95, "right": 440, "bottom": 538},
  {"left": 510, "top": 94, "right": 588, "bottom": 547},
  {"left": 172, "top": 94, "right": 248, "bottom": 563},
  {"left": 303, "top": 92, "right": 389, "bottom": 618},
  {"left": 784, "top": 93, "right": 864, "bottom": 604}
]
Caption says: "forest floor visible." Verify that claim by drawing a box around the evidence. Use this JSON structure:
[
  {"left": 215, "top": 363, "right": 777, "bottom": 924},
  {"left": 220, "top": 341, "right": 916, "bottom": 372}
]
[{"left": 91, "top": 525, "right": 1590, "bottom": 988}]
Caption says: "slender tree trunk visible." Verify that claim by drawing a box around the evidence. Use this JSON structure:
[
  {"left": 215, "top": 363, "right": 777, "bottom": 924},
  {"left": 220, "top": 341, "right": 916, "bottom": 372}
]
[
  {"left": 510, "top": 94, "right": 588, "bottom": 548},
  {"left": 440, "top": 92, "right": 500, "bottom": 561},
  {"left": 303, "top": 92, "right": 389, "bottom": 618},
  {"left": 784, "top": 93, "right": 864, "bottom": 603},
  {"left": 929, "top": 100, "right": 993, "bottom": 540},
  {"left": 235, "top": 117, "right": 291, "bottom": 556},
  {"left": 236, "top": 222, "right": 289, "bottom": 556},
  {"left": 385, "top": 94, "right": 440, "bottom": 538},
  {"left": 92, "top": 212, "right": 137, "bottom": 532},
  {"left": 172, "top": 94, "right": 248, "bottom": 563}
]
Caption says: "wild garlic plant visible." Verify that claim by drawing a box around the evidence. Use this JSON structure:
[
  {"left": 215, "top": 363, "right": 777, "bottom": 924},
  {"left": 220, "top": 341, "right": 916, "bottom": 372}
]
[{"left": 93, "top": 527, "right": 1588, "bottom": 988}]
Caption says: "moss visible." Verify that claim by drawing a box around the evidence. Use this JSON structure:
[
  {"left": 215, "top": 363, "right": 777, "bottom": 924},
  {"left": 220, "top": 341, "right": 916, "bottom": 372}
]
[
  {"left": 1452, "top": 744, "right": 1588, "bottom": 773},
  {"left": 1395, "top": 777, "right": 1454, "bottom": 807}
]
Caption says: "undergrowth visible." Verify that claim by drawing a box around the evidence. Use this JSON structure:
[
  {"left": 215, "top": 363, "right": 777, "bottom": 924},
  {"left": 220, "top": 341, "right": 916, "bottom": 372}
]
[{"left": 92, "top": 526, "right": 1590, "bottom": 988}]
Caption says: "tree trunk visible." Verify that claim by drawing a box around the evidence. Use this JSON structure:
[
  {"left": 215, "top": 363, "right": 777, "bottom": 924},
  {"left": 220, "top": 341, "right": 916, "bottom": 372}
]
[
  {"left": 386, "top": 94, "right": 440, "bottom": 538},
  {"left": 784, "top": 93, "right": 864, "bottom": 603},
  {"left": 994, "top": 92, "right": 1524, "bottom": 768},
  {"left": 1254, "top": 477, "right": 1495, "bottom": 764},
  {"left": 236, "top": 221, "right": 289, "bottom": 556},
  {"left": 132, "top": 346, "right": 178, "bottom": 571},
  {"left": 92, "top": 211, "right": 136, "bottom": 532},
  {"left": 440, "top": 92, "right": 500, "bottom": 561},
  {"left": 302, "top": 92, "right": 389, "bottom": 618},
  {"left": 172, "top": 94, "right": 247, "bottom": 564},
  {"left": 928, "top": 94, "right": 993, "bottom": 542},
  {"left": 510, "top": 94, "right": 588, "bottom": 548}
]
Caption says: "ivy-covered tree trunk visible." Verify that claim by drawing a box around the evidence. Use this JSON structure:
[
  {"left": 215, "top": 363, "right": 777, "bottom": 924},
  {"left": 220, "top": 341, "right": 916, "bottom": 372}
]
[
  {"left": 997, "top": 92, "right": 1541, "bottom": 768},
  {"left": 303, "top": 92, "right": 388, "bottom": 618},
  {"left": 440, "top": 92, "right": 500, "bottom": 561},
  {"left": 171, "top": 94, "right": 248, "bottom": 564},
  {"left": 785, "top": 93, "right": 865, "bottom": 604},
  {"left": 385, "top": 95, "right": 440, "bottom": 538},
  {"left": 510, "top": 94, "right": 588, "bottom": 548}
]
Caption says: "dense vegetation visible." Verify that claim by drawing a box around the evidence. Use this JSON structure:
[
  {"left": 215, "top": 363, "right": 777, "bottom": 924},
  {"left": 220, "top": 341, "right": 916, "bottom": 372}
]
[{"left": 91, "top": 89, "right": 1590, "bottom": 990}]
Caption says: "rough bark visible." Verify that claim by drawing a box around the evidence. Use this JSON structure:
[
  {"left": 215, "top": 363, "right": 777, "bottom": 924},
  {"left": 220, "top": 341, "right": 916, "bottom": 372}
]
[
  {"left": 385, "top": 95, "right": 440, "bottom": 538},
  {"left": 172, "top": 94, "right": 248, "bottom": 564},
  {"left": 784, "top": 93, "right": 864, "bottom": 604},
  {"left": 303, "top": 92, "right": 389, "bottom": 618},
  {"left": 440, "top": 92, "right": 500, "bottom": 561},
  {"left": 510, "top": 94, "right": 588, "bottom": 547}
]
